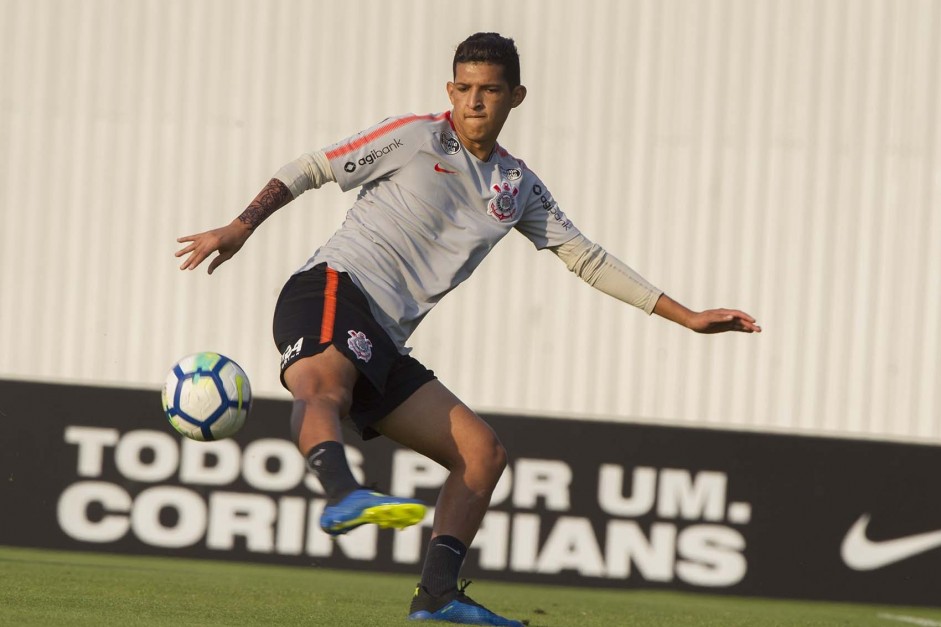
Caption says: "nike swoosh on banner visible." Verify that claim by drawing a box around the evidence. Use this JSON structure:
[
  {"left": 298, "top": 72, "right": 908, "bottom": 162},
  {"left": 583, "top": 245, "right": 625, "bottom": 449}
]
[
  {"left": 841, "top": 513, "right": 941, "bottom": 571},
  {"left": 434, "top": 163, "right": 457, "bottom": 174}
]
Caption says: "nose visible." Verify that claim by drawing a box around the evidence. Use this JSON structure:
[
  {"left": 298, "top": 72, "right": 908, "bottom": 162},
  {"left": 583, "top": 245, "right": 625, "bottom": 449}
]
[{"left": 468, "top": 88, "right": 484, "bottom": 110}]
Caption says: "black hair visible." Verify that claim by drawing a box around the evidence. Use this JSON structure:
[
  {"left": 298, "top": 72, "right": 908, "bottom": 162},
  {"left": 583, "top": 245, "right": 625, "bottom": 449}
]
[{"left": 452, "top": 32, "right": 521, "bottom": 88}]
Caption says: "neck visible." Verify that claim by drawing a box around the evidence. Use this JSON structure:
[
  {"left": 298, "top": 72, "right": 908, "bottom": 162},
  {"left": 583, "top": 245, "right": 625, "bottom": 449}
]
[{"left": 460, "top": 137, "right": 495, "bottom": 161}]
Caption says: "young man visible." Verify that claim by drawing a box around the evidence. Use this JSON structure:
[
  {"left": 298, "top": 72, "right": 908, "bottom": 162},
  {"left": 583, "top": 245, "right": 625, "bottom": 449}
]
[{"left": 176, "top": 32, "right": 760, "bottom": 627}]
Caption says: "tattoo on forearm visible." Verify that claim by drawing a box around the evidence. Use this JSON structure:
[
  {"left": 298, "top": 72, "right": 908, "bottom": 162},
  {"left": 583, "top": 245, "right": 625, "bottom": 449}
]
[{"left": 238, "top": 179, "right": 293, "bottom": 230}]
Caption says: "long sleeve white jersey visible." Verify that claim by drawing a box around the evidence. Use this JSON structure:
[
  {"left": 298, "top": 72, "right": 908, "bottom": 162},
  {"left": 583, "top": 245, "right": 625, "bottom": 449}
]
[{"left": 285, "top": 112, "right": 581, "bottom": 351}]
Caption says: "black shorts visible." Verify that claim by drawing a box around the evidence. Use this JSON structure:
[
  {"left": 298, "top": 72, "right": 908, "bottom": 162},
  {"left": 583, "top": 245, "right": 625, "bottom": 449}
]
[{"left": 272, "top": 263, "right": 436, "bottom": 440}]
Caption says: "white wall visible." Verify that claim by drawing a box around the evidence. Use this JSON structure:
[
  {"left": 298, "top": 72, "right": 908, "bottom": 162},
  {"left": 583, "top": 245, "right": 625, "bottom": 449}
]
[{"left": 2, "top": 0, "right": 939, "bottom": 442}]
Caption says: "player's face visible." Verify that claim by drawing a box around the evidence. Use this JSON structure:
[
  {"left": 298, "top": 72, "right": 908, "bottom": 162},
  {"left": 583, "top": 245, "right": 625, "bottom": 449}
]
[{"left": 447, "top": 62, "right": 526, "bottom": 160}]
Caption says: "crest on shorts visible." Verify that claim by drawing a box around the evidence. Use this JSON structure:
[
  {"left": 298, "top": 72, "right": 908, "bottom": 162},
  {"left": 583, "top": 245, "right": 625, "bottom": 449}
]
[
  {"left": 347, "top": 330, "right": 373, "bottom": 362},
  {"left": 439, "top": 131, "right": 461, "bottom": 155},
  {"left": 488, "top": 181, "right": 520, "bottom": 222}
]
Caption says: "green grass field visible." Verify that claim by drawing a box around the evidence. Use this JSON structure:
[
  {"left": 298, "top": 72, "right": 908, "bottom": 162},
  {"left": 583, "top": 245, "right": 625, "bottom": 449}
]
[{"left": 1, "top": 545, "right": 940, "bottom": 627}]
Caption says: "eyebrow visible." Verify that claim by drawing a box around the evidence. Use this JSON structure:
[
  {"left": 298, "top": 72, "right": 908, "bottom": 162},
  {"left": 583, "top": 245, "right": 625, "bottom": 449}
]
[{"left": 453, "top": 81, "right": 506, "bottom": 89}]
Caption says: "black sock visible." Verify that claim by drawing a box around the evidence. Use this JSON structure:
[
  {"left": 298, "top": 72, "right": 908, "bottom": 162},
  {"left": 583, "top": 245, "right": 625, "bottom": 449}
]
[
  {"left": 305, "top": 441, "right": 360, "bottom": 503},
  {"left": 419, "top": 535, "right": 467, "bottom": 597}
]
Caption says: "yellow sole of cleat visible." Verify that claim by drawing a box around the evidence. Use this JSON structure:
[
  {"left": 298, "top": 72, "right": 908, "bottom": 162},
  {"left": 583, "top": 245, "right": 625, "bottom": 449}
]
[{"left": 332, "top": 503, "right": 427, "bottom": 532}]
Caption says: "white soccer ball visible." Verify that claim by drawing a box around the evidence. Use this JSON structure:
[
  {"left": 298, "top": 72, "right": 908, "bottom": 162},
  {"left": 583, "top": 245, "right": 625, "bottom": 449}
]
[{"left": 161, "top": 352, "right": 251, "bottom": 441}]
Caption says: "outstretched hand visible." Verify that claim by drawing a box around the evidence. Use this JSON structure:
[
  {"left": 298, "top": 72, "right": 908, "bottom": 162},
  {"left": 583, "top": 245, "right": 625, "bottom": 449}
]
[
  {"left": 653, "top": 295, "right": 761, "bottom": 334},
  {"left": 686, "top": 309, "right": 762, "bottom": 334},
  {"left": 175, "top": 220, "right": 252, "bottom": 275}
]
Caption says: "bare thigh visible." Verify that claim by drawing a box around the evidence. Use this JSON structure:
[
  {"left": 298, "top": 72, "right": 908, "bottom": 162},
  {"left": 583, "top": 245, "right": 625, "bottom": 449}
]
[
  {"left": 373, "top": 379, "right": 506, "bottom": 542},
  {"left": 372, "top": 380, "right": 505, "bottom": 474}
]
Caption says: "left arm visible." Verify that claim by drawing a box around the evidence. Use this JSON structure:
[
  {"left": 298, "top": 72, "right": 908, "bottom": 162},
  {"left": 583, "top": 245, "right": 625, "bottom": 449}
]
[
  {"left": 650, "top": 292, "right": 761, "bottom": 334},
  {"left": 550, "top": 234, "right": 761, "bottom": 334}
]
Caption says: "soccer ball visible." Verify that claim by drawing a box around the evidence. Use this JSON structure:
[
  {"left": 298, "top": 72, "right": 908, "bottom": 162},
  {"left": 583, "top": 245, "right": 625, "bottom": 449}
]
[{"left": 161, "top": 352, "right": 251, "bottom": 441}]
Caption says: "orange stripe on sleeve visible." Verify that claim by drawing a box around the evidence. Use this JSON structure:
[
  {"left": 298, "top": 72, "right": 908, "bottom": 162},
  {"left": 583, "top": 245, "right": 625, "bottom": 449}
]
[
  {"left": 320, "top": 268, "right": 339, "bottom": 343},
  {"left": 324, "top": 112, "right": 450, "bottom": 161}
]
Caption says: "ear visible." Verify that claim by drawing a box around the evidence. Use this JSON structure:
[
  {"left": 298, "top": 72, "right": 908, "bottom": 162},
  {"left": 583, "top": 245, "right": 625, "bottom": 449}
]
[
  {"left": 446, "top": 81, "right": 457, "bottom": 106},
  {"left": 510, "top": 85, "right": 527, "bottom": 108}
]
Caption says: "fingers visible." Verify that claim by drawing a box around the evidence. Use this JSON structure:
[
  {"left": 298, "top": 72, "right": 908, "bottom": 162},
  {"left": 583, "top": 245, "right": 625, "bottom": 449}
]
[
  {"left": 730, "top": 319, "right": 761, "bottom": 333},
  {"left": 179, "top": 253, "right": 204, "bottom": 271},
  {"left": 174, "top": 242, "right": 197, "bottom": 262},
  {"left": 695, "top": 309, "right": 762, "bottom": 334},
  {"left": 720, "top": 310, "right": 761, "bottom": 333},
  {"left": 715, "top": 308, "right": 757, "bottom": 324},
  {"left": 174, "top": 235, "right": 200, "bottom": 256},
  {"left": 207, "top": 251, "right": 232, "bottom": 275},
  {"left": 179, "top": 248, "right": 224, "bottom": 273},
  {"left": 177, "top": 241, "right": 204, "bottom": 270},
  {"left": 175, "top": 234, "right": 198, "bottom": 268},
  {"left": 175, "top": 233, "right": 216, "bottom": 272}
]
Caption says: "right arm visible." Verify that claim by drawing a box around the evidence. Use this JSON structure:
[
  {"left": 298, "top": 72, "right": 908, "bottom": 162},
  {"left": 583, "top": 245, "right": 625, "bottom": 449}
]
[
  {"left": 176, "top": 151, "right": 335, "bottom": 274},
  {"left": 175, "top": 178, "right": 294, "bottom": 274}
]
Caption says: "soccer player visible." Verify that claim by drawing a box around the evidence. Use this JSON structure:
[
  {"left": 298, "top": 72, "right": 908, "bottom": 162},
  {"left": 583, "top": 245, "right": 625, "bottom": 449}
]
[{"left": 176, "top": 32, "right": 761, "bottom": 627}]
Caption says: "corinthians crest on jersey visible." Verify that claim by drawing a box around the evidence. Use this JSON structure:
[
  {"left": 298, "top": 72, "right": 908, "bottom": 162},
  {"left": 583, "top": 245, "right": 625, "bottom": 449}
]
[{"left": 488, "top": 181, "right": 520, "bottom": 222}]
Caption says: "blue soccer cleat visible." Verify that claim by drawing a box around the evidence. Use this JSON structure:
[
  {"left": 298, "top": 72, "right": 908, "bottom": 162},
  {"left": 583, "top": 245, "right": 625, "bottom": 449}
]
[
  {"left": 320, "top": 488, "right": 426, "bottom": 536},
  {"left": 407, "top": 580, "right": 527, "bottom": 626}
]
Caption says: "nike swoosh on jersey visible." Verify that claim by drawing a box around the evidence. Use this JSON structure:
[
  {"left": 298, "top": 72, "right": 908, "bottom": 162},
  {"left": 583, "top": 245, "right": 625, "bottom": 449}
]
[
  {"left": 841, "top": 513, "right": 941, "bottom": 571},
  {"left": 434, "top": 163, "right": 457, "bottom": 174}
]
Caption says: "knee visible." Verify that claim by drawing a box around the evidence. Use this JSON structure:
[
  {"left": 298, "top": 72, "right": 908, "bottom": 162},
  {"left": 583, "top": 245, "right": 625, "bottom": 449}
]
[
  {"left": 490, "top": 440, "right": 508, "bottom": 479},
  {"left": 292, "top": 386, "right": 353, "bottom": 415},
  {"left": 287, "top": 385, "right": 354, "bottom": 449},
  {"left": 470, "top": 435, "right": 508, "bottom": 491},
  {"left": 282, "top": 348, "right": 358, "bottom": 417}
]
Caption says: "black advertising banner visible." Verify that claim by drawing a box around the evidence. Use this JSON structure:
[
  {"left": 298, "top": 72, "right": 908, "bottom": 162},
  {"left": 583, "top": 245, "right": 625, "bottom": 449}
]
[{"left": 0, "top": 379, "right": 939, "bottom": 607}]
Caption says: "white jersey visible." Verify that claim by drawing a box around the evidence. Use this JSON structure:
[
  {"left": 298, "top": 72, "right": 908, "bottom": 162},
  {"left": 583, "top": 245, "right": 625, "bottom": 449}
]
[{"left": 298, "top": 111, "right": 581, "bottom": 351}]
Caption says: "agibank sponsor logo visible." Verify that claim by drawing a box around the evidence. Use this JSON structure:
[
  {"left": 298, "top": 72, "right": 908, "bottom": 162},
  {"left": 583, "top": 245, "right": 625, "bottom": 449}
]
[
  {"left": 532, "top": 184, "right": 574, "bottom": 231},
  {"left": 344, "top": 138, "right": 404, "bottom": 172}
]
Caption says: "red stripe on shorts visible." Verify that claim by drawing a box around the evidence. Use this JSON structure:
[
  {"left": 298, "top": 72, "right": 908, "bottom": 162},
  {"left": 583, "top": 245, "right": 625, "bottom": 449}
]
[{"left": 320, "top": 268, "right": 339, "bottom": 343}]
